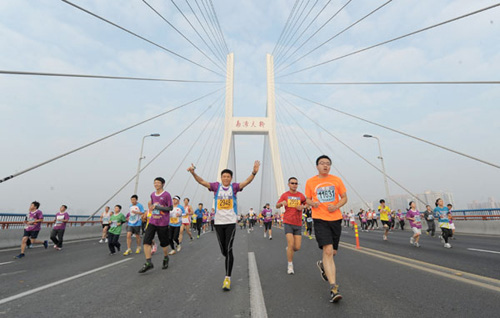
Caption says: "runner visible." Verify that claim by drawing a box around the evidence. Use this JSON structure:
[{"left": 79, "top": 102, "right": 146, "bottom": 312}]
[
  {"left": 304, "top": 206, "right": 313, "bottom": 239},
  {"left": 447, "top": 204, "right": 456, "bottom": 239},
  {"left": 262, "top": 204, "right": 273, "bottom": 239},
  {"left": 99, "top": 206, "right": 112, "bottom": 243},
  {"left": 434, "top": 198, "right": 452, "bottom": 248},
  {"left": 194, "top": 203, "right": 204, "bottom": 238},
  {"left": 168, "top": 196, "right": 184, "bottom": 255},
  {"left": 378, "top": 200, "right": 391, "bottom": 241},
  {"left": 178, "top": 197, "right": 194, "bottom": 250},
  {"left": 187, "top": 160, "right": 260, "bottom": 291},
  {"left": 15, "top": 201, "right": 48, "bottom": 259},
  {"left": 397, "top": 209, "right": 405, "bottom": 231},
  {"left": 50, "top": 205, "right": 69, "bottom": 251},
  {"left": 202, "top": 209, "right": 209, "bottom": 233},
  {"left": 108, "top": 205, "right": 127, "bottom": 255},
  {"left": 305, "top": 155, "right": 348, "bottom": 303},
  {"left": 366, "top": 209, "right": 373, "bottom": 230},
  {"left": 423, "top": 205, "right": 436, "bottom": 236},
  {"left": 276, "top": 177, "right": 307, "bottom": 274},
  {"left": 123, "top": 195, "right": 144, "bottom": 256},
  {"left": 361, "top": 210, "right": 368, "bottom": 232},
  {"left": 138, "top": 177, "right": 173, "bottom": 273},
  {"left": 348, "top": 210, "right": 355, "bottom": 230},
  {"left": 372, "top": 209, "right": 379, "bottom": 229},
  {"left": 405, "top": 201, "right": 422, "bottom": 247}
]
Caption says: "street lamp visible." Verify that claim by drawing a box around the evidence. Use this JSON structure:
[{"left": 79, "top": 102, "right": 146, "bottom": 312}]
[
  {"left": 134, "top": 134, "right": 160, "bottom": 195},
  {"left": 363, "top": 134, "right": 391, "bottom": 209}
]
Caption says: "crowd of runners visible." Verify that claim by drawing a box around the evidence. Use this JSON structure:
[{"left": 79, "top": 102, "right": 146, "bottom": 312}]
[{"left": 13, "top": 155, "right": 458, "bottom": 304}]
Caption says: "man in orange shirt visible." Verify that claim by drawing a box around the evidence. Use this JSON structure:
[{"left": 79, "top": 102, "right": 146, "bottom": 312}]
[{"left": 305, "top": 155, "right": 348, "bottom": 303}]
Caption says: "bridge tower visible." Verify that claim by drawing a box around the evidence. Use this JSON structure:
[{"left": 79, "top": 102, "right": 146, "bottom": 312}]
[{"left": 217, "top": 53, "right": 285, "bottom": 206}]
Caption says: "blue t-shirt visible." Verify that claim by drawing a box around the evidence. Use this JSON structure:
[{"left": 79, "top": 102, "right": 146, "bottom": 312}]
[
  {"left": 434, "top": 206, "right": 450, "bottom": 229},
  {"left": 194, "top": 208, "right": 204, "bottom": 219},
  {"left": 170, "top": 205, "right": 185, "bottom": 227},
  {"left": 127, "top": 203, "right": 145, "bottom": 226}
]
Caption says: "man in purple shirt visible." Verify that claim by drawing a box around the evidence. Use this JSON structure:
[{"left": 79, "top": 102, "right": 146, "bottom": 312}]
[
  {"left": 15, "top": 201, "right": 48, "bottom": 259},
  {"left": 139, "top": 177, "right": 173, "bottom": 273},
  {"left": 50, "top": 205, "right": 70, "bottom": 250}
]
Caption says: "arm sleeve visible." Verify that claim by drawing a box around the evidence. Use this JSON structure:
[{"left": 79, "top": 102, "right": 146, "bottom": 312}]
[
  {"left": 209, "top": 182, "right": 219, "bottom": 192},
  {"left": 300, "top": 193, "right": 307, "bottom": 204},
  {"left": 232, "top": 183, "right": 241, "bottom": 193},
  {"left": 277, "top": 193, "right": 286, "bottom": 205}
]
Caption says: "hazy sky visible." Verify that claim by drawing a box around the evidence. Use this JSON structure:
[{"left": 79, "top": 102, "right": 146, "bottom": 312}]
[{"left": 1, "top": 0, "right": 499, "bottom": 216}]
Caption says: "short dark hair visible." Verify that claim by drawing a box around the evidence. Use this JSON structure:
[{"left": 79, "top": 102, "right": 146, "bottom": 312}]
[
  {"left": 316, "top": 155, "right": 331, "bottom": 166},
  {"left": 198, "top": 203, "right": 203, "bottom": 207},
  {"left": 154, "top": 177, "right": 165, "bottom": 185},
  {"left": 115, "top": 205, "right": 122, "bottom": 210},
  {"left": 221, "top": 169, "right": 233, "bottom": 177},
  {"left": 379, "top": 199, "right": 385, "bottom": 204},
  {"left": 62, "top": 205, "right": 68, "bottom": 210},
  {"left": 131, "top": 195, "right": 138, "bottom": 200},
  {"left": 32, "top": 201, "right": 40, "bottom": 209},
  {"left": 184, "top": 198, "right": 190, "bottom": 202},
  {"left": 447, "top": 204, "right": 452, "bottom": 207},
  {"left": 288, "top": 177, "right": 297, "bottom": 183}
]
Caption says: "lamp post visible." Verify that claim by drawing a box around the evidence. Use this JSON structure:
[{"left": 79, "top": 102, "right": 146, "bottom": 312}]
[
  {"left": 363, "top": 134, "right": 391, "bottom": 209},
  {"left": 134, "top": 134, "right": 160, "bottom": 195}
]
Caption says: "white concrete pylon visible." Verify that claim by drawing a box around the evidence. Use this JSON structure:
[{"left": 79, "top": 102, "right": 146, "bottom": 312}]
[{"left": 217, "top": 53, "right": 285, "bottom": 206}]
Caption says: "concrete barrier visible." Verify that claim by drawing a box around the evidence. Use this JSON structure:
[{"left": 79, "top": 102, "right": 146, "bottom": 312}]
[
  {"left": 453, "top": 220, "right": 500, "bottom": 236},
  {"left": 0, "top": 226, "right": 102, "bottom": 250}
]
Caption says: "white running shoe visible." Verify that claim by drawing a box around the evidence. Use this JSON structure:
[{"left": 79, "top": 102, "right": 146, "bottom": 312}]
[
  {"left": 264, "top": 233, "right": 267, "bottom": 238},
  {"left": 99, "top": 239, "right": 104, "bottom": 243},
  {"left": 444, "top": 243, "right": 452, "bottom": 248},
  {"left": 415, "top": 243, "right": 420, "bottom": 247},
  {"left": 410, "top": 237, "right": 415, "bottom": 245},
  {"left": 383, "top": 235, "right": 387, "bottom": 241},
  {"left": 176, "top": 244, "right": 182, "bottom": 252},
  {"left": 287, "top": 264, "right": 294, "bottom": 275},
  {"left": 105, "top": 238, "right": 108, "bottom": 243}
]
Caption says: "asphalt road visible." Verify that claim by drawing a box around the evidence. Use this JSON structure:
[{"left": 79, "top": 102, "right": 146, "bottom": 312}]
[{"left": 0, "top": 224, "right": 499, "bottom": 317}]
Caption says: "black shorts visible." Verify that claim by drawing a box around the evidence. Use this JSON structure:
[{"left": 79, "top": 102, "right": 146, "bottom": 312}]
[
  {"left": 102, "top": 224, "right": 110, "bottom": 229},
  {"left": 264, "top": 222, "right": 272, "bottom": 230},
  {"left": 23, "top": 230, "right": 39, "bottom": 239},
  {"left": 313, "top": 219, "right": 342, "bottom": 250},
  {"left": 143, "top": 224, "right": 170, "bottom": 247},
  {"left": 381, "top": 220, "right": 390, "bottom": 228},
  {"left": 127, "top": 225, "right": 141, "bottom": 235}
]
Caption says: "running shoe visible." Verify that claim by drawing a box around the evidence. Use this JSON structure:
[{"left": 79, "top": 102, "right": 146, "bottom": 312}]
[
  {"left": 287, "top": 263, "right": 294, "bottom": 275},
  {"left": 444, "top": 243, "right": 452, "bottom": 248},
  {"left": 109, "top": 252, "right": 116, "bottom": 256},
  {"left": 264, "top": 233, "right": 267, "bottom": 238},
  {"left": 53, "top": 245, "right": 57, "bottom": 249},
  {"left": 14, "top": 253, "right": 25, "bottom": 259},
  {"left": 439, "top": 235, "right": 444, "bottom": 244},
  {"left": 56, "top": 247, "right": 62, "bottom": 251},
  {"left": 151, "top": 244, "right": 157, "bottom": 254},
  {"left": 43, "top": 240, "right": 48, "bottom": 249},
  {"left": 162, "top": 256, "right": 169, "bottom": 270},
  {"left": 269, "top": 236, "right": 272, "bottom": 240},
  {"left": 139, "top": 262, "right": 154, "bottom": 273},
  {"left": 105, "top": 238, "right": 108, "bottom": 243},
  {"left": 222, "top": 277, "right": 231, "bottom": 291},
  {"left": 99, "top": 239, "right": 104, "bottom": 243},
  {"left": 309, "top": 236, "right": 313, "bottom": 240},
  {"left": 197, "top": 235, "right": 200, "bottom": 239},
  {"left": 414, "top": 243, "right": 420, "bottom": 248},
  {"left": 28, "top": 244, "right": 33, "bottom": 249},
  {"left": 123, "top": 249, "right": 132, "bottom": 256},
  {"left": 135, "top": 247, "right": 141, "bottom": 254},
  {"left": 410, "top": 237, "right": 415, "bottom": 245},
  {"left": 330, "top": 285, "right": 342, "bottom": 303},
  {"left": 383, "top": 235, "right": 387, "bottom": 241},
  {"left": 316, "top": 260, "right": 328, "bottom": 282},
  {"left": 168, "top": 250, "right": 176, "bottom": 255},
  {"left": 176, "top": 244, "right": 182, "bottom": 252}
]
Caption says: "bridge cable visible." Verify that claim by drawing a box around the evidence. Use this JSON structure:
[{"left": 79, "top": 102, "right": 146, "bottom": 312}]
[
  {"left": 278, "top": 80, "right": 500, "bottom": 85},
  {"left": 60, "top": 0, "right": 224, "bottom": 77},
  {"left": 142, "top": 0, "right": 226, "bottom": 72},
  {"left": 278, "top": 0, "right": 391, "bottom": 73},
  {"left": 0, "top": 70, "right": 224, "bottom": 83},
  {"left": 192, "top": 0, "right": 227, "bottom": 60},
  {"left": 278, "top": 93, "right": 428, "bottom": 205},
  {"left": 279, "top": 89, "right": 500, "bottom": 170},
  {"left": 275, "top": 0, "right": 352, "bottom": 69},
  {"left": 272, "top": 0, "right": 300, "bottom": 56},
  {"left": 278, "top": 2, "right": 500, "bottom": 77},
  {"left": 0, "top": 87, "right": 223, "bottom": 184},
  {"left": 208, "top": 0, "right": 230, "bottom": 53},
  {"left": 275, "top": 0, "right": 312, "bottom": 60},
  {"left": 87, "top": 95, "right": 220, "bottom": 219},
  {"left": 201, "top": 0, "right": 228, "bottom": 55}
]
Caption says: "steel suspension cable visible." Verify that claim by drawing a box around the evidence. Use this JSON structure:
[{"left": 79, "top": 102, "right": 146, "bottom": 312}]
[
  {"left": 193, "top": 0, "right": 227, "bottom": 60},
  {"left": 208, "top": 0, "right": 230, "bottom": 53},
  {"left": 201, "top": 0, "right": 228, "bottom": 55},
  {"left": 278, "top": 0, "right": 392, "bottom": 73},
  {"left": 272, "top": 0, "right": 300, "bottom": 56},
  {"left": 275, "top": 0, "right": 312, "bottom": 60},
  {"left": 275, "top": 0, "right": 352, "bottom": 69},
  {"left": 142, "top": 0, "right": 226, "bottom": 72},
  {"left": 0, "top": 70, "right": 224, "bottom": 83},
  {"left": 279, "top": 95, "right": 427, "bottom": 205},
  {"left": 278, "top": 80, "right": 500, "bottom": 85},
  {"left": 60, "top": 0, "right": 224, "bottom": 77},
  {"left": 0, "top": 88, "right": 223, "bottom": 184},
  {"left": 87, "top": 97, "right": 218, "bottom": 219},
  {"left": 280, "top": 89, "right": 500, "bottom": 169},
  {"left": 279, "top": 2, "right": 500, "bottom": 77}
]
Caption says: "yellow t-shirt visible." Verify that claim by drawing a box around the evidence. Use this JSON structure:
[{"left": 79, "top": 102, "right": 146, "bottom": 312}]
[{"left": 378, "top": 205, "right": 391, "bottom": 221}]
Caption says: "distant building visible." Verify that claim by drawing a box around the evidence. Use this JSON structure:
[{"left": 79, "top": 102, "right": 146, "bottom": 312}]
[
  {"left": 467, "top": 197, "right": 500, "bottom": 209},
  {"left": 387, "top": 190, "right": 455, "bottom": 212}
]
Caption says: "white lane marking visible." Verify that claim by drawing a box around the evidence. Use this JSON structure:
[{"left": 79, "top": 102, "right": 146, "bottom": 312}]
[
  {"left": 0, "top": 237, "right": 100, "bottom": 253},
  {"left": 0, "top": 270, "right": 26, "bottom": 277},
  {"left": 0, "top": 258, "right": 131, "bottom": 305},
  {"left": 248, "top": 252, "right": 268, "bottom": 318},
  {"left": 467, "top": 248, "right": 500, "bottom": 255},
  {"left": 0, "top": 262, "right": 13, "bottom": 266}
]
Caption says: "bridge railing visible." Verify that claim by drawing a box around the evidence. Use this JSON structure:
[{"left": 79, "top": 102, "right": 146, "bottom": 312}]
[
  {"left": 451, "top": 209, "right": 500, "bottom": 221},
  {"left": 0, "top": 213, "right": 101, "bottom": 230}
]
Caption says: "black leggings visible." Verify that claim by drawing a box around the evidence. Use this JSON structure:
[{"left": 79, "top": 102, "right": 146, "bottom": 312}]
[
  {"left": 169, "top": 226, "right": 180, "bottom": 249},
  {"left": 196, "top": 218, "right": 203, "bottom": 236},
  {"left": 306, "top": 222, "right": 313, "bottom": 235},
  {"left": 50, "top": 229, "right": 65, "bottom": 248},
  {"left": 373, "top": 219, "right": 379, "bottom": 227},
  {"left": 215, "top": 223, "right": 236, "bottom": 277},
  {"left": 399, "top": 220, "right": 405, "bottom": 231},
  {"left": 441, "top": 228, "right": 453, "bottom": 243},
  {"left": 108, "top": 233, "right": 120, "bottom": 253}
]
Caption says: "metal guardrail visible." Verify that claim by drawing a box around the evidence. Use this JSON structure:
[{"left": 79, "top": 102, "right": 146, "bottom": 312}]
[{"left": 0, "top": 213, "right": 101, "bottom": 230}]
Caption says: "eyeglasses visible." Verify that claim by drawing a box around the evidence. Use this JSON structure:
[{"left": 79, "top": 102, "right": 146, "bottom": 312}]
[
  {"left": 318, "top": 161, "right": 331, "bottom": 166},
  {"left": 289, "top": 182, "right": 298, "bottom": 185}
]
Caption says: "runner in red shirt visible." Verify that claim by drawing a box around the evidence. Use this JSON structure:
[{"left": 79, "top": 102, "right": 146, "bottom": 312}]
[{"left": 276, "top": 177, "right": 307, "bottom": 275}]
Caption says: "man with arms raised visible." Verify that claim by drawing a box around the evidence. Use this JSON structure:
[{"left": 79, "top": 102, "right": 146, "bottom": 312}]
[{"left": 305, "top": 155, "right": 347, "bottom": 303}]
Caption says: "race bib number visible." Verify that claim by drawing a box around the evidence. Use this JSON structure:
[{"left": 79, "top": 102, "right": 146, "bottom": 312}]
[
  {"left": 111, "top": 221, "right": 118, "bottom": 228},
  {"left": 287, "top": 197, "right": 300, "bottom": 208},
  {"left": 103, "top": 217, "right": 110, "bottom": 223},
  {"left": 152, "top": 209, "right": 160, "bottom": 215},
  {"left": 306, "top": 217, "right": 313, "bottom": 222},
  {"left": 217, "top": 198, "right": 233, "bottom": 210},
  {"left": 415, "top": 215, "right": 421, "bottom": 222},
  {"left": 170, "top": 217, "right": 179, "bottom": 224},
  {"left": 316, "top": 186, "right": 335, "bottom": 203}
]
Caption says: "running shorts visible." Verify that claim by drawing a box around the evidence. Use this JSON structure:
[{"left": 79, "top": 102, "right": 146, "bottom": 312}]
[
  {"left": 381, "top": 220, "right": 390, "bottom": 228},
  {"left": 411, "top": 227, "right": 422, "bottom": 235},
  {"left": 127, "top": 225, "right": 141, "bottom": 235},
  {"left": 102, "top": 223, "right": 110, "bottom": 229},
  {"left": 284, "top": 223, "right": 302, "bottom": 236},
  {"left": 23, "top": 230, "right": 39, "bottom": 239},
  {"left": 450, "top": 223, "right": 455, "bottom": 230},
  {"left": 313, "top": 219, "right": 342, "bottom": 250},
  {"left": 143, "top": 224, "right": 170, "bottom": 247},
  {"left": 264, "top": 222, "right": 272, "bottom": 231}
]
